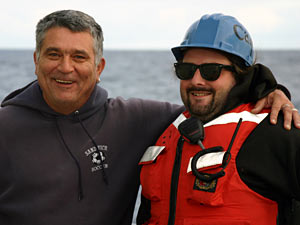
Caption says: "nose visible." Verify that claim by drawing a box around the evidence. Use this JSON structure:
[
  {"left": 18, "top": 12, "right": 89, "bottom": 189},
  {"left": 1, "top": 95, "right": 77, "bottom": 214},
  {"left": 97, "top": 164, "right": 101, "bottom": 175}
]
[
  {"left": 58, "top": 56, "right": 74, "bottom": 73},
  {"left": 190, "top": 68, "right": 206, "bottom": 85}
]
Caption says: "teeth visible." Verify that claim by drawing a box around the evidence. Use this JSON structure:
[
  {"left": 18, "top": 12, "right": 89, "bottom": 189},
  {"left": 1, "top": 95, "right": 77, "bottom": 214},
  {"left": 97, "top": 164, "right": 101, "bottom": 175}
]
[
  {"left": 56, "top": 79, "right": 73, "bottom": 84},
  {"left": 192, "top": 92, "right": 207, "bottom": 96}
]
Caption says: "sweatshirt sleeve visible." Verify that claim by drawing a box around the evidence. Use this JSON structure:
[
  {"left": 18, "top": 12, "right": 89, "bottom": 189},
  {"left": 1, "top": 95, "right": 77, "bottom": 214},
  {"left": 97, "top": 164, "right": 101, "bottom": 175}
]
[
  {"left": 0, "top": 126, "right": 13, "bottom": 199},
  {"left": 113, "top": 97, "right": 185, "bottom": 145},
  {"left": 237, "top": 113, "right": 300, "bottom": 202}
]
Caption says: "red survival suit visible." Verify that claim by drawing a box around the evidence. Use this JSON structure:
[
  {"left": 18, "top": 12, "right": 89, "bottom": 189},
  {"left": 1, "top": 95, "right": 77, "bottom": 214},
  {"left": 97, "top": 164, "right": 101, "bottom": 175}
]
[{"left": 139, "top": 103, "right": 278, "bottom": 225}]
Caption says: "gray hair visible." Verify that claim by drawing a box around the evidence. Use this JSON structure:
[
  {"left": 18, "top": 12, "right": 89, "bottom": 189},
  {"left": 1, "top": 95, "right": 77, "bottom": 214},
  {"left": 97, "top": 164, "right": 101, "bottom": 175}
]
[{"left": 35, "top": 10, "right": 104, "bottom": 65}]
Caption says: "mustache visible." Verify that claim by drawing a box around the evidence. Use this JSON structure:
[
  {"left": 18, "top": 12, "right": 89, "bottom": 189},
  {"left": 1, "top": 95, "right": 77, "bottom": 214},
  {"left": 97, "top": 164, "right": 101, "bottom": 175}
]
[{"left": 186, "top": 86, "right": 214, "bottom": 93}]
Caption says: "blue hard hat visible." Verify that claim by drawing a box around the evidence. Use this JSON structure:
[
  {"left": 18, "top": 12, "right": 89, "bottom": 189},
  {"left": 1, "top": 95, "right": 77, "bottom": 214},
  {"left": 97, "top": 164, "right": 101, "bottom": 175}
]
[{"left": 171, "top": 13, "right": 254, "bottom": 66}]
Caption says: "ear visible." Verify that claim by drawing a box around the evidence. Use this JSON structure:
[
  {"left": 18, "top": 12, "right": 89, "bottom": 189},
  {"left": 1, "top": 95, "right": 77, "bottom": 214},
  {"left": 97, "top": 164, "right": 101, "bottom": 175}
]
[
  {"left": 33, "top": 51, "right": 38, "bottom": 75},
  {"left": 96, "top": 57, "right": 106, "bottom": 80}
]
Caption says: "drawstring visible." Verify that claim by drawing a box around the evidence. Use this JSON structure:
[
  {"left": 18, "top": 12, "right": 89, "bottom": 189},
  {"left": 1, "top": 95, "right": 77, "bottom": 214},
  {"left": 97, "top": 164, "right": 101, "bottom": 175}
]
[
  {"left": 55, "top": 119, "right": 84, "bottom": 201},
  {"left": 222, "top": 117, "right": 243, "bottom": 169},
  {"left": 75, "top": 111, "right": 109, "bottom": 185}
]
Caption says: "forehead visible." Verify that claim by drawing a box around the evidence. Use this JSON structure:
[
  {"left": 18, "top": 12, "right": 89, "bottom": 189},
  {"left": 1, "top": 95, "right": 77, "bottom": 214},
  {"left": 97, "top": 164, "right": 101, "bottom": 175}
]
[
  {"left": 41, "top": 27, "right": 94, "bottom": 53},
  {"left": 183, "top": 48, "right": 231, "bottom": 64}
]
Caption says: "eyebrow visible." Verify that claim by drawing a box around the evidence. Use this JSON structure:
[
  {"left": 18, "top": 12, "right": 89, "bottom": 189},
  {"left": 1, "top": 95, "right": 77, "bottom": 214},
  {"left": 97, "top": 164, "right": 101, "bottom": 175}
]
[
  {"left": 44, "top": 47, "right": 89, "bottom": 56},
  {"left": 44, "top": 47, "right": 60, "bottom": 54},
  {"left": 73, "top": 50, "right": 89, "bottom": 56}
]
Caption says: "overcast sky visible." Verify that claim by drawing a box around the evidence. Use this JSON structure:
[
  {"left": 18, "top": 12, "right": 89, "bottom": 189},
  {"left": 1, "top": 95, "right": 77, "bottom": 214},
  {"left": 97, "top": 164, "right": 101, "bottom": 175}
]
[{"left": 1, "top": 0, "right": 300, "bottom": 50}]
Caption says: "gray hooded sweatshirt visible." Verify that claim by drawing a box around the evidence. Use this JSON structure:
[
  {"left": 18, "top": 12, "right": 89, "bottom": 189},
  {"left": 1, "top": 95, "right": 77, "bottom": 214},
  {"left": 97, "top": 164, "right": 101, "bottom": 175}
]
[{"left": 0, "top": 81, "right": 184, "bottom": 225}]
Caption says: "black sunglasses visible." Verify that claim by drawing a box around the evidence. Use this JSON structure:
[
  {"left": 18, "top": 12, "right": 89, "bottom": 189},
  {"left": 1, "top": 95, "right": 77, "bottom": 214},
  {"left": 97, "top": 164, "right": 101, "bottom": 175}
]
[{"left": 174, "top": 62, "right": 235, "bottom": 81}]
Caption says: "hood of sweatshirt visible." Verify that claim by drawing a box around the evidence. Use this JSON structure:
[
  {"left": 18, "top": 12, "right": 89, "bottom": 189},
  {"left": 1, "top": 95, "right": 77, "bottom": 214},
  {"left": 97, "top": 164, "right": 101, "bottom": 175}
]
[
  {"left": 221, "top": 63, "right": 278, "bottom": 114},
  {"left": 1, "top": 80, "right": 108, "bottom": 119}
]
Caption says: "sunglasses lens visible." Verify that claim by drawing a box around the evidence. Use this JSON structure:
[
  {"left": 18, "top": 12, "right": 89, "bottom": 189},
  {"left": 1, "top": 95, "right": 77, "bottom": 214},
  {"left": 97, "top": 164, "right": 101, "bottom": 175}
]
[
  {"left": 175, "top": 63, "right": 230, "bottom": 81},
  {"left": 175, "top": 63, "right": 196, "bottom": 80},
  {"left": 200, "top": 64, "right": 221, "bottom": 81}
]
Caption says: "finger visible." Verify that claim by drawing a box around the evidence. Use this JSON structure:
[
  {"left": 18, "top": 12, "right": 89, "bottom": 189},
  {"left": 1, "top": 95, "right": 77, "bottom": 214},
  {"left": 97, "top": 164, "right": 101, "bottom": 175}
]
[
  {"left": 292, "top": 108, "right": 300, "bottom": 129},
  {"left": 281, "top": 104, "right": 293, "bottom": 130},
  {"left": 251, "top": 98, "right": 268, "bottom": 114},
  {"left": 268, "top": 93, "right": 285, "bottom": 125},
  {"left": 268, "top": 89, "right": 293, "bottom": 126},
  {"left": 269, "top": 102, "right": 282, "bottom": 125}
]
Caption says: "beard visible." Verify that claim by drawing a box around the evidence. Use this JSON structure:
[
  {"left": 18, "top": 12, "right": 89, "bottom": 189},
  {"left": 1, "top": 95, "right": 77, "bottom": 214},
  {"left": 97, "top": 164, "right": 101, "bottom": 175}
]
[{"left": 182, "top": 87, "right": 230, "bottom": 123}]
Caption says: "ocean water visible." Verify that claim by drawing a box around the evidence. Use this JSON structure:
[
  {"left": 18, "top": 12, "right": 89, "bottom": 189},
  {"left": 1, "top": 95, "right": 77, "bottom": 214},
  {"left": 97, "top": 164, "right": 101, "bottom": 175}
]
[
  {"left": 0, "top": 49, "right": 300, "bottom": 224},
  {"left": 0, "top": 49, "right": 300, "bottom": 108}
]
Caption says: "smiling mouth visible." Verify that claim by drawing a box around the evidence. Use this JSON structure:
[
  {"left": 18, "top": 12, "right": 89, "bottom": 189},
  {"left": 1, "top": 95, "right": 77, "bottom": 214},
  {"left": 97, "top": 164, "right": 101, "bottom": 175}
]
[
  {"left": 55, "top": 79, "right": 73, "bottom": 84},
  {"left": 191, "top": 91, "right": 211, "bottom": 97}
]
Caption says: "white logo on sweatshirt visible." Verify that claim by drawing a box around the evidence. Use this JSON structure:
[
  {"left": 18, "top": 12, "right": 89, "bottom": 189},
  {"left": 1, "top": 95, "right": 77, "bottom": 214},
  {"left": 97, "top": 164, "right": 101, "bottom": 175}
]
[{"left": 85, "top": 145, "right": 108, "bottom": 172}]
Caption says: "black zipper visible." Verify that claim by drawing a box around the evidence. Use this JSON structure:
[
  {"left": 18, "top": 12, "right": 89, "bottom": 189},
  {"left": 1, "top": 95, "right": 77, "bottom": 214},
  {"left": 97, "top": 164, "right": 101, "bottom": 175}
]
[{"left": 167, "top": 137, "right": 184, "bottom": 225}]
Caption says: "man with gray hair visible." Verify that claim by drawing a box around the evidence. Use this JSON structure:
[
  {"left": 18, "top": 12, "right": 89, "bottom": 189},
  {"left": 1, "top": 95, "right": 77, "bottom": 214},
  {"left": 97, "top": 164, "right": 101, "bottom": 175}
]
[{"left": 0, "top": 10, "right": 298, "bottom": 225}]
